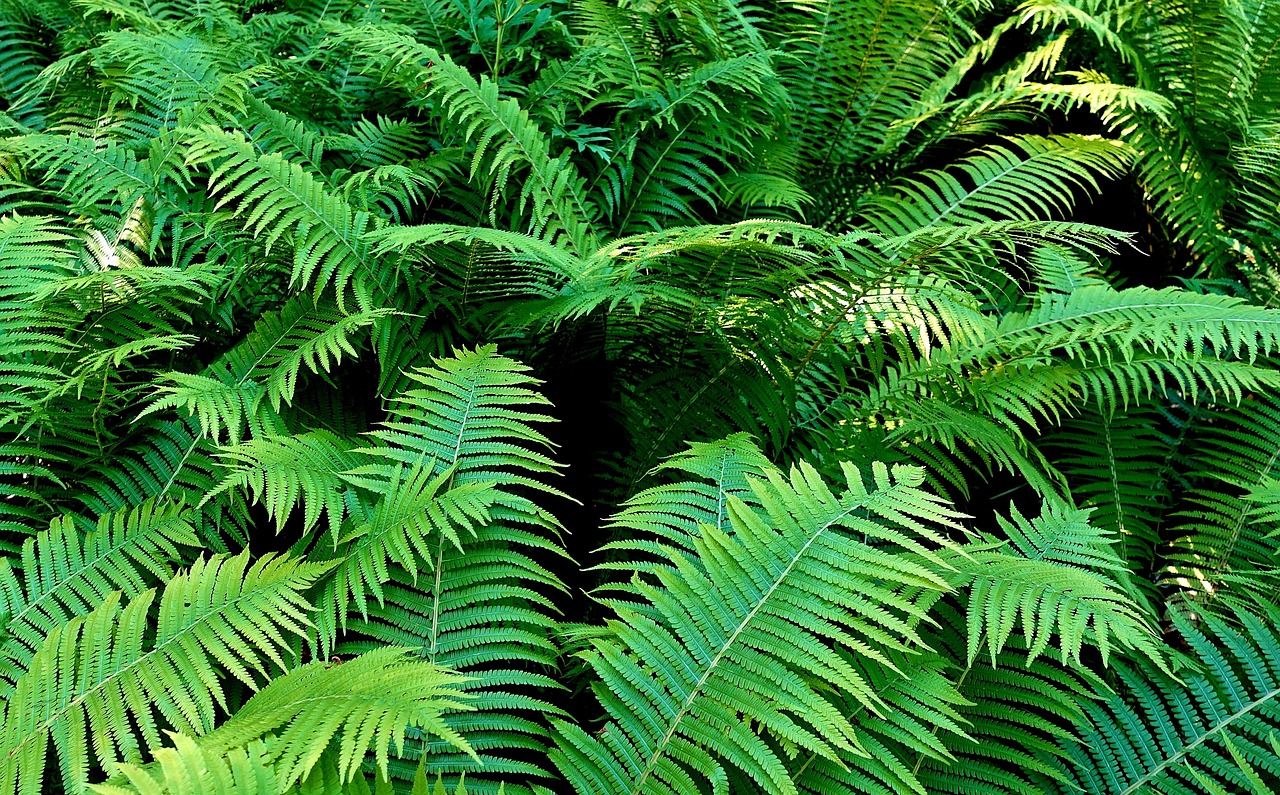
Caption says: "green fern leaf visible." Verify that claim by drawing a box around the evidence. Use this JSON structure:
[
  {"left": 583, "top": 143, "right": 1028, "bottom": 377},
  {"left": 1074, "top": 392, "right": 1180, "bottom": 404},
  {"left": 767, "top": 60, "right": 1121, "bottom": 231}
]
[
  {"left": 0, "top": 500, "right": 198, "bottom": 694},
  {"left": 0, "top": 551, "right": 332, "bottom": 795},
  {"left": 551, "top": 454, "right": 963, "bottom": 795}
]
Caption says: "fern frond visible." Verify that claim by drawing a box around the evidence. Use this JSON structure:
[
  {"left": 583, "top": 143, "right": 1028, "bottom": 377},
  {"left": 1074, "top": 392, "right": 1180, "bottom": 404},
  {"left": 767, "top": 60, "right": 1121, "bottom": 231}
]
[
  {"left": 332, "top": 24, "right": 600, "bottom": 253},
  {"left": 1164, "top": 392, "right": 1280, "bottom": 596},
  {"left": 140, "top": 295, "right": 390, "bottom": 441},
  {"left": 0, "top": 551, "right": 332, "bottom": 795},
  {"left": 76, "top": 418, "right": 243, "bottom": 550},
  {"left": 312, "top": 345, "right": 562, "bottom": 650},
  {"left": 294, "top": 346, "right": 569, "bottom": 790},
  {"left": 947, "top": 501, "right": 1166, "bottom": 670},
  {"left": 197, "top": 647, "right": 474, "bottom": 785},
  {"left": 1046, "top": 404, "right": 1183, "bottom": 585},
  {"left": 551, "top": 454, "right": 964, "bottom": 795},
  {"left": 912, "top": 602, "right": 1091, "bottom": 795},
  {"left": 859, "top": 135, "right": 1133, "bottom": 235},
  {"left": 91, "top": 648, "right": 474, "bottom": 794},
  {"left": 1061, "top": 604, "right": 1280, "bottom": 794},
  {"left": 210, "top": 430, "right": 366, "bottom": 538},
  {"left": 184, "top": 127, "right": 381, "bottom": 306},
  {"left": 603, "top": 432, "right": 774, "bottom": 555},
  {"left": 0, "top": 500, "right": 198, "bottom": 694}
]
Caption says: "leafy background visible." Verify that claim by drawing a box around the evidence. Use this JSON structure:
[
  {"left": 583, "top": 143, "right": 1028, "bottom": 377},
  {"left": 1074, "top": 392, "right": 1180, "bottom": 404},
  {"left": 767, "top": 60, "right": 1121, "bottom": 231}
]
[{"left": 2, "top": 0, "right": 1280, "bottom": 793}]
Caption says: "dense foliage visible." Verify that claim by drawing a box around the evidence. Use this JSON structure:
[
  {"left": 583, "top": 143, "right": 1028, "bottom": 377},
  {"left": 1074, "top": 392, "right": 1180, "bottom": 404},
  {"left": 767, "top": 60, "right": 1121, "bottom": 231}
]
[{"left": 2, "top": 0, "right": 1280, "bottom": 793}]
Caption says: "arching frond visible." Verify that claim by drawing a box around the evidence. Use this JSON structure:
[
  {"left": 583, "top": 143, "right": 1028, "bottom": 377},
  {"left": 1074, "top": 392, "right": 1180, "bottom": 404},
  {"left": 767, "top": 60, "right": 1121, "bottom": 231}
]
[
  {"left": 140, "top": 295, "right": 390, "bottom": 441},
  {"left": 210, "top": 430, "right": 366, "bottom": 539},
  {"left": 551, "top": 454, "right": 964, "bottom": 795},
  {"left": 333, "top": 24, "right": 600, "bottom": 254},
  {"left": 859, "top": 135, "right": 1133, "bottom": 235}
]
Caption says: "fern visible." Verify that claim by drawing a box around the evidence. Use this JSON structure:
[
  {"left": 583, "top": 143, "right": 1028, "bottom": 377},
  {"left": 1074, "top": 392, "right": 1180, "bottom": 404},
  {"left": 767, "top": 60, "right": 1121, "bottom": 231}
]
[
  {"left": 327, "top": 346, "right": 566, "bottom": 790},
  {"left": 859, "top": 135, "right": 1134, "bottom": 235},
  {"left": 334, "top": 24, "right": 600, "bottom": 254},
  {"left": 3, "top": 1, "right": 1280, "bottom": 793},
  {"left": 140, "top": 295, "right": 390, "bottom": 441},
  {"left": 184, "top": 127, "right": 382, "bottom": 306},
  {"left": 1163, "top": 392, "right": 1280, "bottom": 597},
  {"left": 551, "top": 454, "right": 964, "bottom": 795},
  {"left": 91, "top": 648, "right": 474, "bottom": 794},
  {"left": 0, "top": 551, "right": 331, "bottom": 795},
  {"left": 946, "top": 501, "right": 1166, "bottom": 670},
  {"left": 1060, "top": 603, "right": 1280, "bottom": 794},
  {"left": 0, "top": 500, "right": 198, "bottom": 693}
]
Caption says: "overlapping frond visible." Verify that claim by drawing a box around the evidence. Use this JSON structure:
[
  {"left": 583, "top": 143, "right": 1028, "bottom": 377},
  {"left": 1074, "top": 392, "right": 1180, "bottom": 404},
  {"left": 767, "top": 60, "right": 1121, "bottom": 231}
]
[
  {"left": 1163, "top": 392, "right": 1280, "bottom": 597},
  {"left": 333, "top": 24, "right": 600, "bottom": 254},
  {"left": 315, "top": 346, "right": 567, "bottom": 791},
  {"left": 0, "top": 551, "right": 330, "bottom": 795},
  {"left": 1060, "top": 604, "right": 1280, "bottom": 794}
]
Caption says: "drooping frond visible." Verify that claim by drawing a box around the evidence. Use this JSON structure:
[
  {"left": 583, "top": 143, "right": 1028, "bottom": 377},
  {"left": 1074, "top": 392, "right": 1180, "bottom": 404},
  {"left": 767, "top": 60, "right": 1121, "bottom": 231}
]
[
  {"left": 184, "top": 127, "right": 382, "bottom": 306},
  {"left": 193, "top": 647, "right": 474, "bottom": 786},
  {"left": 90, "top": 736, "right": 459, "bottom": 795},
  {"left": 141, "top": 295, "right": 391, "bottom": 442},
  {"left": 209, "top": 430, "right": 366, "bottom": 538},
  {"left": 912, "top": 602, "right": 1093, "bottom": 795}
]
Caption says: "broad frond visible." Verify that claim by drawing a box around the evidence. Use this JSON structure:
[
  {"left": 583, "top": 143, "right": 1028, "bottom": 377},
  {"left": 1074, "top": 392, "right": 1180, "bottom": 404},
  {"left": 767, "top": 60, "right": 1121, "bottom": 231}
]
[
  {"left": 312, "top": 345, "right": 563, "bottom": 650},
  {"left": 551, "top": 454, "right": 964, "bottom": 795}
]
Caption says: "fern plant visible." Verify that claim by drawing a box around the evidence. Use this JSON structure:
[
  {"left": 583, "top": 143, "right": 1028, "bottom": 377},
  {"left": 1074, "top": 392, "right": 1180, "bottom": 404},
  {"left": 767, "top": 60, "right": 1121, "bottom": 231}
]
[{"left": 2, "top": 0, "right": 1280, "bottom": 794}]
